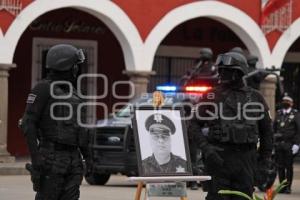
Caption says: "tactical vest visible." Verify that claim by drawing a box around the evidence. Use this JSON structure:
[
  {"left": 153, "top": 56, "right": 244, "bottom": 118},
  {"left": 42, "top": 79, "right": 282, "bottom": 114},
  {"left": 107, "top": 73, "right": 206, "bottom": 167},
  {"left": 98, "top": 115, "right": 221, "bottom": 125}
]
[
  {"left": 38, "top": 82, "right": 86, "bottom": 146},
  {"left": 208, "top": 88, "right": 259, "bottom": 144}
]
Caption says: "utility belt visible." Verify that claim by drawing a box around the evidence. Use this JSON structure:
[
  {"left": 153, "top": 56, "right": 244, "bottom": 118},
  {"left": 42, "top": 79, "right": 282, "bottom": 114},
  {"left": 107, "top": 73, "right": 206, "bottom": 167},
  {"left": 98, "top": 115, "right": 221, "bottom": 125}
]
[
  {"left": 39, "top": 140, "right": 78, "bottom": 152},
  {"left": 212, "top": 142, "right": 257, "bottom": 152},
  {"left": 209, "top": 122, "right": 258, "bottom": 144},
  {"left": 274, "top": 132, "right": 295, "bottom": 144}
]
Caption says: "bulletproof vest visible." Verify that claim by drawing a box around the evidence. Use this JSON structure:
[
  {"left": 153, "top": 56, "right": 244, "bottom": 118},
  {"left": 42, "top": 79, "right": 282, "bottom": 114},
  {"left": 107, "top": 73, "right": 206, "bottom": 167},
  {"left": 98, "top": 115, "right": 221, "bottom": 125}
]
[
  {"left": 275, "top": 109, "right": 298, "bottom": 142},
  {"left": 208, "top": 87, "right": 259, "bottom": 144},
  {"left": 38, "top": 82, "right": 87, "bottom": 146}
]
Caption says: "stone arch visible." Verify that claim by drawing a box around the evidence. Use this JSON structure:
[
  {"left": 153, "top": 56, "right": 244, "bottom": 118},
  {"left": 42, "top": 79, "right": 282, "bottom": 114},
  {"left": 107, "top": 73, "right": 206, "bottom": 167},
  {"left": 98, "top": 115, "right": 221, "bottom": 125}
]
[
  {"left": 143, "top": 1, "right": 271, "bottom": 71},
  {"left": 0, "top": 0, "right": 142, "bottom": 71},
  {"left": 271, "top": 18, "right": 300, "bottom": 68}
]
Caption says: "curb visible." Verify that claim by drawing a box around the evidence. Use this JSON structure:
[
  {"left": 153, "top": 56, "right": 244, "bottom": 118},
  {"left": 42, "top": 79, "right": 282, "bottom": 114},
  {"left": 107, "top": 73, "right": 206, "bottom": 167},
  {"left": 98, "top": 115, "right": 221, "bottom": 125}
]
[{"left": 0, "top": 162, "right": 29, "bottom": 175}]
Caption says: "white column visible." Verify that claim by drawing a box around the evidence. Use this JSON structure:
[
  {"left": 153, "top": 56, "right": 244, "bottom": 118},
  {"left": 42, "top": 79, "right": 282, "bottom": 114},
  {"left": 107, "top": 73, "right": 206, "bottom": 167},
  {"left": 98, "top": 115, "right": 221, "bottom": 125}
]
[
  {"left": 259, "top": 75, "right": 277, "bottom": 120},
  {"left": 0, "top": 63, "right": 16, "bottom": 163},
  {"left": 123, "top": 70, "right": 156, "bottom": 99}
]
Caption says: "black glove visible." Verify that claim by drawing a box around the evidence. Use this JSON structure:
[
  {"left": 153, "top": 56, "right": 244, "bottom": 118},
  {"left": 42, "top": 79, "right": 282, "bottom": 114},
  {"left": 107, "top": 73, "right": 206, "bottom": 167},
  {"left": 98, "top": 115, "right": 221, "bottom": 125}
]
[
  {"left": 25, "top": 163, "right": 41, "bottom": 192},
  {"left": 203, "top": 145, "right": 224, "bottom": 169},
  {"left": 31, "top": 153, "right": 45, "bottom": 170},
  {"left": 258, "top": 155, "right": 272, "bottom": 168}
]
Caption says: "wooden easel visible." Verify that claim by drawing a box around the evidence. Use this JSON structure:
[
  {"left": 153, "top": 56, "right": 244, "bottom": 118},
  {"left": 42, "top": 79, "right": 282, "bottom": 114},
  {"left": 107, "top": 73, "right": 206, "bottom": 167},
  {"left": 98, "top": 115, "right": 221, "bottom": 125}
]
[
  {"left": 130, "top": 93, "right": 211, "bottom": 199},
  {"left": 128, "top": 176, "right": 211, "bottom": 200},
  {"left": 134, "top": 181, "right": 187, "bottom": 200}
]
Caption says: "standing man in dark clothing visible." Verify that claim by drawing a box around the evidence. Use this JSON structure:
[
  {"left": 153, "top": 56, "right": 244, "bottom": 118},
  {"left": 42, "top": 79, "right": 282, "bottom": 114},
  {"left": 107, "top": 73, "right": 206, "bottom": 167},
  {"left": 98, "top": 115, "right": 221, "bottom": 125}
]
[
  {"left": 20, "top": 44, "right": 90, "bottom": 200},
  {"left": 245, "top": 54, "right": 269, "bottom": 90},
  {"left": 180, "top": 48, "right": 216, "bottom": 190},
  {"left": 274, "top": 95, "right": 300, "bottom": 194},
  {"left": 189, "top": 52, "right": 273, "bottom": 200}
]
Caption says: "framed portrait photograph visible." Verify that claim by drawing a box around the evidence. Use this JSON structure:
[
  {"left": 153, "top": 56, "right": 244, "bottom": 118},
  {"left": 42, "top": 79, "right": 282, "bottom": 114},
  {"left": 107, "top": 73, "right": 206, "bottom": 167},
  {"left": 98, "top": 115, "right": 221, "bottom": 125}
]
[{"left": 132, "top": 106, "right": 192, "bottom": 177}]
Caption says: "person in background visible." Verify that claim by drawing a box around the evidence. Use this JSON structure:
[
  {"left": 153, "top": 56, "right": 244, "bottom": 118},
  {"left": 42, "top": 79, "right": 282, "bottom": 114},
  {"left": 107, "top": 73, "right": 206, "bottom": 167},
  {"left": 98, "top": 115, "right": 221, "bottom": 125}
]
[{"left": 274, "top": 95, "right": 300, "bottom": 194}]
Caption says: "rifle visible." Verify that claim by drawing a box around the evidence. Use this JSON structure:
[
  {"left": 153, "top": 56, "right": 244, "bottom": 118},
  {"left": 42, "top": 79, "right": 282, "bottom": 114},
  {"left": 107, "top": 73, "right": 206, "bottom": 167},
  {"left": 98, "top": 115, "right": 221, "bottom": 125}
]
[{"left": 242, "top": 66, "right": 284, "bottom": 95}]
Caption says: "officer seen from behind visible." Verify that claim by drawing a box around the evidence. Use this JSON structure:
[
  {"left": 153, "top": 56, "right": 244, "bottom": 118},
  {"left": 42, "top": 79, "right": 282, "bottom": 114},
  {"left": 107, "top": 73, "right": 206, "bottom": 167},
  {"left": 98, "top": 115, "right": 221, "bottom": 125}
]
[
  {"left": 20, "top": 44, "right": 90, "bottom": 200},
  {"left": 274, "top": 95, "right": 300, "bottom": 194},
  {"left": 189, "top": 52, "right": 273, "bottom": 200}
]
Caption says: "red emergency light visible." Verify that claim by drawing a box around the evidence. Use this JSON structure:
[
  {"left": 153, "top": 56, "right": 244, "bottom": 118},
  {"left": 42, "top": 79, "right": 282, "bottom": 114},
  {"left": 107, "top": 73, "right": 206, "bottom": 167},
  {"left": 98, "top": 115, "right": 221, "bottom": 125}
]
[{"left": 184, "top": 86, "right": 212, "bottom": 93}]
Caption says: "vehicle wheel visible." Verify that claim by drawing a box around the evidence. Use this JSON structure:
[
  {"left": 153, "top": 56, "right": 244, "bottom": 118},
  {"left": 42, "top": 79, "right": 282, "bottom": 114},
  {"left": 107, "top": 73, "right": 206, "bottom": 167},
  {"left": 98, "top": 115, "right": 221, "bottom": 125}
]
[{"left": 84, "top": 173, "right": 111, "bottom": 185}]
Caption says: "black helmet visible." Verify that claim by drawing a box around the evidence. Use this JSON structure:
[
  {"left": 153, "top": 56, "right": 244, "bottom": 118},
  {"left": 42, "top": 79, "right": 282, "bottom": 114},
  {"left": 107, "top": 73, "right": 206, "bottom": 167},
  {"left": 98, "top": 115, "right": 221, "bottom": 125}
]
[
  {"left": 216, "top": 52, "right": 249, "bottom": 75},
  {"left": 46, "top": 44, "right": 85, "bottom": 71},
  {"left": 230, "top": 47, "right": 245, "bottom": 55},
  {"left": 247, "top": 54, "right": 258, "bottom": 68},
  {"left": 199, "top": 48, "right": 213, "bottom": 61}
]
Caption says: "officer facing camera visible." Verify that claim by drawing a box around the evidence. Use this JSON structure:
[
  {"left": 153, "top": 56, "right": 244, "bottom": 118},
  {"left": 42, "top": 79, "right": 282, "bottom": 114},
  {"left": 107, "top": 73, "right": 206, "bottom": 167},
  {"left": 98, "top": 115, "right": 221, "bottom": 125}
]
[
  {"left": 189, "top": 51, "right": 273, "bottom": 200},
  {"left": 274, "top": 95, "right": 300, "bottom": 194}
]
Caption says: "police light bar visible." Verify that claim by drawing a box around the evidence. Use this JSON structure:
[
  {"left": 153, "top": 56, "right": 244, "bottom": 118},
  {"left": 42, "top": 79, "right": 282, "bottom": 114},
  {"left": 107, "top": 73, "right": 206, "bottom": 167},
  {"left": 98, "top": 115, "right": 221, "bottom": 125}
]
[
  {"left": 156, "top": 85, "right": 177, "bottom": 92},
  {"left": 184, "top": 86, "right": 212, "bottom": 92}
]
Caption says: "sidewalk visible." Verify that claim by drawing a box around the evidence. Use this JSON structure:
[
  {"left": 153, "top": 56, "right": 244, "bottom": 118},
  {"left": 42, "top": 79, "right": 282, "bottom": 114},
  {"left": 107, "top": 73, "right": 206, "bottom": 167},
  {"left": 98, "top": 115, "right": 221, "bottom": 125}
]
[
  {"left": 1, "top": 158, "right": 300, "bottom": 178},
  {"left": 0, "top": 157, "right": 29, "bottom": 175}
]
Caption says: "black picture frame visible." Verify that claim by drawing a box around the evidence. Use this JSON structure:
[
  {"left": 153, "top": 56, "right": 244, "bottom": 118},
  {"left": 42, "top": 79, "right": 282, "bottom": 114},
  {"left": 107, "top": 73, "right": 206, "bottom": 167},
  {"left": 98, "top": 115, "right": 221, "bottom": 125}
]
[{"left": 132, "top": 105, "right": 192, "bottom": 177}]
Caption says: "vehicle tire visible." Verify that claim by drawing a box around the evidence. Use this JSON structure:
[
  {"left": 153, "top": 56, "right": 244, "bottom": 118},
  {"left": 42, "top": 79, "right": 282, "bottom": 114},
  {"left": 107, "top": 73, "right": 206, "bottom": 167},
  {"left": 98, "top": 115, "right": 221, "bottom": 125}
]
[{"left": 84, "top": 172, "right": 111, "bottom": 185}]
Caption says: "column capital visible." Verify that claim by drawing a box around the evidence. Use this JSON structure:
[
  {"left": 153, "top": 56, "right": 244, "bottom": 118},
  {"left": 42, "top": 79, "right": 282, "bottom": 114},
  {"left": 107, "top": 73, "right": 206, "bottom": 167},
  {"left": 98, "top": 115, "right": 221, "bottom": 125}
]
[
  {"left": 122, "top": 70, "right": 156, "bottom": 77},
  {"left": 263, "top": 74, "right": 277, "bottom": 83},
  {"left": 123, "top": 70, "right": 156, "bottom": 99},
  {"left": 0, "top": 63, "right": 16, "bottom": 70},
  {"left": 0, "top": 63, "right": 16, "bottom": 78}
]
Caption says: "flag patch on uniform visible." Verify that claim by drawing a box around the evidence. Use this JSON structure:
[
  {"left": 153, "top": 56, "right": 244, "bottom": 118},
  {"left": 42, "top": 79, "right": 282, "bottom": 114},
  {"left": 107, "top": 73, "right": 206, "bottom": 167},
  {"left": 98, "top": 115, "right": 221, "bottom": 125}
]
[{"left": 26, "top": 94, "right": 37, "bottom": 104}]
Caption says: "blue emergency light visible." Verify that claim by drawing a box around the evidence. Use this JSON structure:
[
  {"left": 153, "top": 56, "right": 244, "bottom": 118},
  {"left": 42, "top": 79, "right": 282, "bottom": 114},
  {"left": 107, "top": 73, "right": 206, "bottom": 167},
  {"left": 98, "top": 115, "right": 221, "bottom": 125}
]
[{"left": 156, "top": 85, "right": 177, "bottom": 92}]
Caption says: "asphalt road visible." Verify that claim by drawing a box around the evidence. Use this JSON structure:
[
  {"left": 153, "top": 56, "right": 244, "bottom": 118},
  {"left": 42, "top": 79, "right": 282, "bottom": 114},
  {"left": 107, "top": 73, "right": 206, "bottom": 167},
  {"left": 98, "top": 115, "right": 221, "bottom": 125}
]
[{"left": 0, "top": 175, "right": 300, "bottom": 200}]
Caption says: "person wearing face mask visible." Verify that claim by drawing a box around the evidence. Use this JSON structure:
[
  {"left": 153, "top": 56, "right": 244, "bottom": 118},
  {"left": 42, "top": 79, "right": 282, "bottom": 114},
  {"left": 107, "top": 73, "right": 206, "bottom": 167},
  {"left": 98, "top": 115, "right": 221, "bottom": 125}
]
[
  {"left": 273, "top": 95, "right": 300, "bottom": 194},
  {"left": 142, "top": 113, "right": 187, "bottom": 175},
  {"left": 189, "top": 51, "right": 273, "bottom": 200},
  {"left": 19, "top": 44, "right": 90, "bottom": 200}
]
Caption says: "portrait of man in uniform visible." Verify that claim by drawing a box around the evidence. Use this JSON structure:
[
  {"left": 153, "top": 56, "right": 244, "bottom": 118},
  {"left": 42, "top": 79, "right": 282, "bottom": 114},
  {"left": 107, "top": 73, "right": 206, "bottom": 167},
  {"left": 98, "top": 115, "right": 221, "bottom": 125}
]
[{"left": 133, "top": 108, "right": 192, "bottom": 176}]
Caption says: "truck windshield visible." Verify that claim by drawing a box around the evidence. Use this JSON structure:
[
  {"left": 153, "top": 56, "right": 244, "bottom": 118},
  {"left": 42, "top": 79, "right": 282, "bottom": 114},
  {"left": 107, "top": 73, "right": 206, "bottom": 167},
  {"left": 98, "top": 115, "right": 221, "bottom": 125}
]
[{"left": 115, "top": 105, "right": 131, "bottom": 118}]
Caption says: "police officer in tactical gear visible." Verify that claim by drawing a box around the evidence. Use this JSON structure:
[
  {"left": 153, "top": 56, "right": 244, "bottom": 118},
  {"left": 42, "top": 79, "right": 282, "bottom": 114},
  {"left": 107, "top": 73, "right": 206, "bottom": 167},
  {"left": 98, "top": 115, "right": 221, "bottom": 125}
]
[
  {"left": 189, "top": 51, "right": 273, "bottom": 200},
  {"left": 274, "top": 95, "right": 300, "bottom": 194},
  {"left": 142, "top": 113, "right": 187, "bottom": 175},
  {"left": 20, "top": 44, "right": 89, "bottom": 200},
  {"left": 180, "top": 48, "right": 216, "bottom": 190},
  {"left": 180, "top": 48, "right": 217, "bottom": 86},
  {"left": 229, "top": 47, "right": 269, "bottom": 90},
  {"left": 245, "top": 54, "right": 269, "bottom": 90}
]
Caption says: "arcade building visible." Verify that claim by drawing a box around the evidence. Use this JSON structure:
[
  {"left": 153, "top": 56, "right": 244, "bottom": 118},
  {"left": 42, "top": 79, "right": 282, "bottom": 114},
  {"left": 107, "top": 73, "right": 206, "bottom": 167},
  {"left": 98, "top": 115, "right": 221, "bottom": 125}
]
[{"left": 1, "top": 0, "right": 300, "bottom": 161}]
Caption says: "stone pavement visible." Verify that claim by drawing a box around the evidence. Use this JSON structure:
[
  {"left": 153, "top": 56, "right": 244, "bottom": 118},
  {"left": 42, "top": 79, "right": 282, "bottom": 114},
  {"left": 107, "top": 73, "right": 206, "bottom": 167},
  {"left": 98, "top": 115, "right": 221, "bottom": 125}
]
[
  {"left": 0, "top": 160, "right": 300, "bottom": 200},
  {"left": 0, "top": 175, "right": 300, "bottom": 200},
  {"left": 0, "top": 157, "right": 29, "bottom": 175}
]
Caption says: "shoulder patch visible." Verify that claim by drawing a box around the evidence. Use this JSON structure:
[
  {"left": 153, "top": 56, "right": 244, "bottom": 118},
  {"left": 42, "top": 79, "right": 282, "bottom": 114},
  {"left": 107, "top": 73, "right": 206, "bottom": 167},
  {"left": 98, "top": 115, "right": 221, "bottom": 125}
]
[{"left": 26, "top": 94, "right": 37, "bottom": 104}]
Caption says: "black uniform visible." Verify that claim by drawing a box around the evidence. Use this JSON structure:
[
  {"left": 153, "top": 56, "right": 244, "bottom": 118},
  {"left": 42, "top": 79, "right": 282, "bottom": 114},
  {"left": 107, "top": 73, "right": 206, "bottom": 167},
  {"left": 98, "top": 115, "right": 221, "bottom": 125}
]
[
  {"left": 189, "top": 52, "right": 273, "bottom": 200},
  {"left": 20, "top": 44, "right": 89, "bottom": 200},
  {"left": 274, "top": 108, "right": 300, "bottom": 191},
  {"left": 142, "top": 153, "right": 187, "bottom": 175}
]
